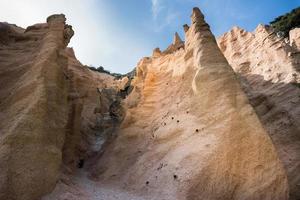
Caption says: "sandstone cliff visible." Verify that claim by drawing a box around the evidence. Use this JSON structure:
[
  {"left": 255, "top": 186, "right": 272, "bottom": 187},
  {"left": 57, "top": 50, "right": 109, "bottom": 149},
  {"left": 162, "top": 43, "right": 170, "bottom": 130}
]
[
  {"left": 45, "top": 8, "right": 288, "bottom": 200},
  {"left": 0, "top": 15, "right": 125, "bottom": 200},
  {"left": 290, "top": 28, "right": 300, "bottom": 51},
  {"left": 218, "top": 25, "right": 300, "bottom": 199},
  {"left": 0, "top": 15, "right": 72, "bottom": 200},
  {"left": 0, "top": 7, "right": 293, "bottom": 200}
]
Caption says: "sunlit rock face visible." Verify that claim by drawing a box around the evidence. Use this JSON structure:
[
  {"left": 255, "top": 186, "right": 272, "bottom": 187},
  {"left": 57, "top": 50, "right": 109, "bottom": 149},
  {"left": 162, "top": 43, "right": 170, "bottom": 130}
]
[
  {"left": 88, "top": 7, "right": 288, "bottom": 200},
  {"left": 0, "top": 15, "right": 125, "bottom": 200},
  {"left": 0, "top": 7, "right": 291, "bottom": 200},
  {"left": 218, "top": 23, "right": 300, "bottom": 200}
]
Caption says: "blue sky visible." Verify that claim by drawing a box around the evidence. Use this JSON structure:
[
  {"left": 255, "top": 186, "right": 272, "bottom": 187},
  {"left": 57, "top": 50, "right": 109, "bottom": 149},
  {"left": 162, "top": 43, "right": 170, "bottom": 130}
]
[{"left": 0, "top": 0, "right": 299, "bottom": 73}]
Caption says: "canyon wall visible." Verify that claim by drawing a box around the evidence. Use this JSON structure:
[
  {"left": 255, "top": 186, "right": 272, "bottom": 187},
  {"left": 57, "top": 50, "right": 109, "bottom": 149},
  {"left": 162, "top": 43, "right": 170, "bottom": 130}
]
[
  {"left": 0, "top": 15, "right": 125, "bottom": 200},
  {"left": 87, "top": 8, "right": 288, "bottom": 200},
  {"left": 0, "top": 15, "right": 72, "bottom": 200},
  {"left": 0, "top": 7, "right": 296, "bottom": 200},
  {"left": 218, "top": 25, "right": 300, "bottom": 199},
  {"left": 62, "top": 47, "right": 125, "bottom": 171}
]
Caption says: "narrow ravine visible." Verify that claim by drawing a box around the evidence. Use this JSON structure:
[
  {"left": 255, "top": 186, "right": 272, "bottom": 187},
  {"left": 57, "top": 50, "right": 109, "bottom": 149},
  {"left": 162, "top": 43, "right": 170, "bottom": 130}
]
[{"left": 1, "top": 6, "right": 299, "bottom": 200}]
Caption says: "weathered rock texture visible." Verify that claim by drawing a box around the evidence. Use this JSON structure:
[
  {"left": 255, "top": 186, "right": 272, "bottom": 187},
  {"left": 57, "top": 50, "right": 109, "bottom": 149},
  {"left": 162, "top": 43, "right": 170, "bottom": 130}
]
[
  {"left": 218, "top": 25, "right": 300, "bottom": 200},
  {"left": 290, "top": 28, "right": 300, "bottom": 50},
  {"left": 0, "top": 15, "right": 71, "bottom": 200},
  {"left": 86, "top": 8, "right": 287, "bottom": 200},
  {"left": 0, "top": 15, "right": 125, "bottom": 200},
  {"left": 62, "top": 47, "right": 124, "bottom": 171},
  {"left": 0, "top": 7, "right": 292, "bottom": 200}
]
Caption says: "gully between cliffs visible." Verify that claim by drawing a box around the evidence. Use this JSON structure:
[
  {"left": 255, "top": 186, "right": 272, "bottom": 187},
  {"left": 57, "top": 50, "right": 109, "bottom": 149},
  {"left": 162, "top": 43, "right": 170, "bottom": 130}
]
[{"left": 1, "top": 7, "right": 299, "bottom": 200}]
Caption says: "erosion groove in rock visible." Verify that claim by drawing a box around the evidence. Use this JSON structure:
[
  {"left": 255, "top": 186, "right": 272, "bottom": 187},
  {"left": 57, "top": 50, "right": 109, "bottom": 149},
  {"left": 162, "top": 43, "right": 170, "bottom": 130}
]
[
  {"left": 218, "top": 25, "right": 300, "bottom": 199},
  {"left": 45, "top": 8, "right": 288, "bottom": 200},
  {"left": 0, "top": 6, "right": 295, "bottom": 200},
  {"left": 0, "top": 15, "right": 71, "bottom": 200}
]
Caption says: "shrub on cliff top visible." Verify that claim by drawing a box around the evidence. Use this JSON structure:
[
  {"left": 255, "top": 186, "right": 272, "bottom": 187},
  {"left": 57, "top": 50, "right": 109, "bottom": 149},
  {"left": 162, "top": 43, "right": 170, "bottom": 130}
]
[
  {"left": 88, "top": 65, "right": 111, "bottom": 74},
  {"left": 87, "top": 65, "right": 136, "bottom": 80},
  {"left": 270, "top": 7, "right": 300, "bottom": 38}
]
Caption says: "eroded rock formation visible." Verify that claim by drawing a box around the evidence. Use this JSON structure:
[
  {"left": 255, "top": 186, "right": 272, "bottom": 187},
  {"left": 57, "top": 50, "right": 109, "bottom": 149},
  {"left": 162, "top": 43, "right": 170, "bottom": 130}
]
[
  {"left": 0, "top": 15, "right": 126, "bottom": 200},
  {"left": 85, "top": 8, "right": 288, "bottom": 200},
  {"left": 218, "top": 24, "right": 300, "bottom": 200},
  {"left": 0, "top": 14, "right": 74, "bottom": 200},
  {"left": 290, "top": 28, "right": 300, "bottom": 50},
  {"left": 0, "top": 7, "right": 296, "bottom": 200}
]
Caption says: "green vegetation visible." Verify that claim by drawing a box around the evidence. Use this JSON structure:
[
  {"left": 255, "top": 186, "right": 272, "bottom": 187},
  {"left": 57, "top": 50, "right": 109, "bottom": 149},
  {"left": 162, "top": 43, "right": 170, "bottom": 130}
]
[
  {"left": 88, "top": 65, "right": 111, "bottom": 74},
  {"left": 87, "top": 65, "right": 136, "bottom": 80},
  {"left": 270, "top": 7, "right": 300, "bottom": 37}
]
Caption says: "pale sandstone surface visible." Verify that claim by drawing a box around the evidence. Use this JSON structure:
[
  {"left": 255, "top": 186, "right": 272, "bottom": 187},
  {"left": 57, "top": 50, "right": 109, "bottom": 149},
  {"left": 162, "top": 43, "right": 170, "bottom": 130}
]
[
  {"left": 0, "top": 16, "right": 123, "bottom": 200},
  {"left": 82, "top": 8, "right": 287, "bottom": 200},
  {"left": 218, "top": 25, "right": 300, "bottom": 199},
  {"left": 290, "top": 28, "right": 300, "bottom": 50},
  {"left": 0, "top": 7, "right": 291, "bottom": 200},
  {"left": 0, "top": 15, "right": 73, "bottom": 200}
]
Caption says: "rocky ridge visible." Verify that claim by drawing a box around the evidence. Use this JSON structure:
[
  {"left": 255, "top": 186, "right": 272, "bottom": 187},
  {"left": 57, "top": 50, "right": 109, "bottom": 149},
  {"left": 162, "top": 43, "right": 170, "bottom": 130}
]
[
  {"left": 218, "top": 25, "right": 300, "bottom": 199},
  {"left": 0, "top": 7, "right": 296, "bottom": 200}
]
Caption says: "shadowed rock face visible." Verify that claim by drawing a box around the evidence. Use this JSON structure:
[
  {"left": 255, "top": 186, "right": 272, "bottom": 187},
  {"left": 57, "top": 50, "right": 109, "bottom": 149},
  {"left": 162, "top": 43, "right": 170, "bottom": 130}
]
[
  {"left": 0, "top": 7, "right": 291, "bottom": 200},
  {"left": 61, "top": 47, "right": 126, "bottom": 173},
  {"left": 218, "top": 25, "right": 300, "bottom": 200},
  {"left": 0, "top": 15, "right": 125, "bottom": 200},
  {"left": 85, "top": 7, "right": 287, "bottom": 200},
  {"left": 0, "top": 14, "right": 71, "bottom": 200}
]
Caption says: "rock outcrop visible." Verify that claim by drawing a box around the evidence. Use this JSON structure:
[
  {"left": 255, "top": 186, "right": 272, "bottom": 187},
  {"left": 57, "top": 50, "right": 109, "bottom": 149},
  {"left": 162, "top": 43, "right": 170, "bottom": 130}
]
[
  {"left": 0, "top": 7, "right": 293, "bottom": 200},
  {"left": 290, "top": 28, "right": 300, "bottom": 50},
  {"left": 218, "top": 24, "right": 300, "bottom": 200},
  {"left": 87, "top": 8, "right": 288, "bottom": 200},
  {"left": 0, "top": 15, "right": 125, "bottom": 200},
  {"left": 62, "top": 47, "right": 125, "bottom": 171},
  {"left": 0, "top": 15, "right": 71, "bottom": 200}
]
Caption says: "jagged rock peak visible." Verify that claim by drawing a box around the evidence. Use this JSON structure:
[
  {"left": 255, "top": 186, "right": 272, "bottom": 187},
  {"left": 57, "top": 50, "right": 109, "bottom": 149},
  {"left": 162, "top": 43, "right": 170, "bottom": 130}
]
[
  {"left": 64, "top": 24, "right": 74, "bottom": 46},
  {"left": 189, "top": 7, "right": 211, "bottom": 36},
  {"left": 160, "top": 32, "right": 184, "bottom": 55},
  {"left": 191, "top": 7, "right": 205, "bottom": 24},
  {"left": 46, "top": 14, "right": 74, "bottom": 47},
  {"left": 152, "top": 47, "right": 162, "bottom": 57},
  {"left": 47, "top": 14, "right": 66, "bottom": 24},
  {"left": 173, "top": 32, "right": 183, "bottom": 45},
  {"left": 254, "top": 24, "right": 271, "bottom": 34},
  {"left": 231, "top": 26, "right": 246, "bottom": 33},
  {"left": 188, "top": 7, "right": 226, "bottom": 66},
  {"left": 222, "top": 26, "right": 252, "bottom": 40},
  {"left": 183, "top": 24, "right": 190, "bottom": 32}
]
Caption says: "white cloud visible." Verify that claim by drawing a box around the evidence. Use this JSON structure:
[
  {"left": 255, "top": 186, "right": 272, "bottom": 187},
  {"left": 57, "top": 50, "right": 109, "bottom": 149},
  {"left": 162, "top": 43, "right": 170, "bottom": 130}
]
[
  {"left": 150, "top": 0, "right": 179, "bottom": 32},
  {"left": 0, "top": 0, "right": 151, "bottom": 73},
  {"left": 151, "top": 0, "right": 163, "bottom": 19}
]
